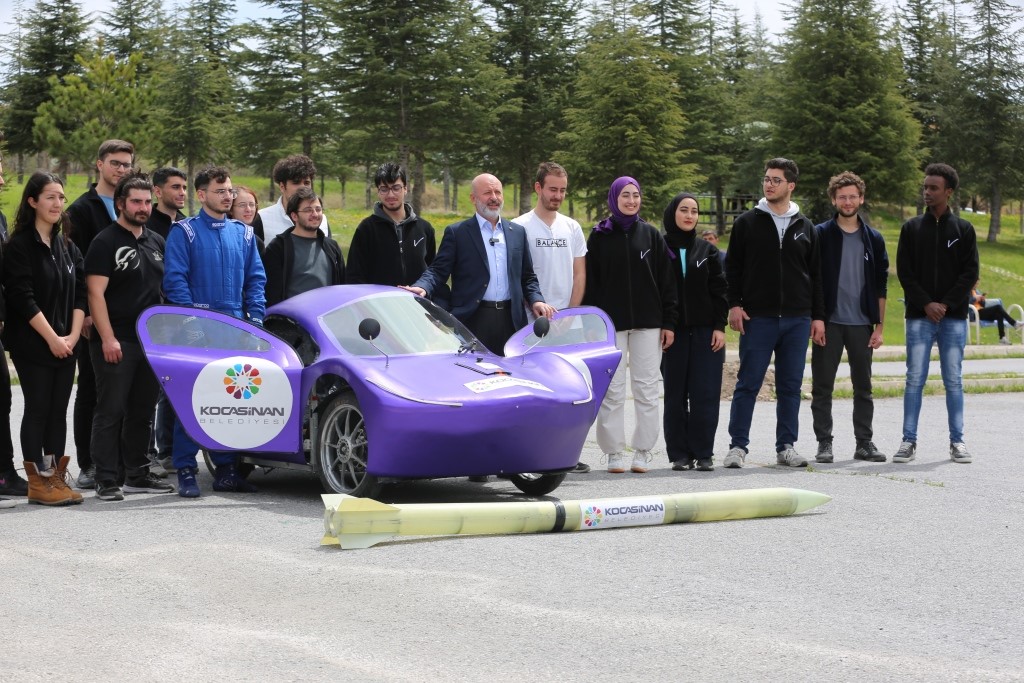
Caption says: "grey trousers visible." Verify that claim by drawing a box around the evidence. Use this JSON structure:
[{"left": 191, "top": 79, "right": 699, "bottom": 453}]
[{"left": 811, "top": 322, "right": 875, "bottom": 444}]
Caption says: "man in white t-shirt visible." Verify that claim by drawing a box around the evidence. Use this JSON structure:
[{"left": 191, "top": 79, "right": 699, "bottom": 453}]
[
  {"left": 514, "top": 161, "right": 590, "bottom": 473},
  {"left": 514, "top": 162, "right": 586, "bottom": 312},
  {"left": 253, "top": 154, "right": 331, "bottom": 243}
]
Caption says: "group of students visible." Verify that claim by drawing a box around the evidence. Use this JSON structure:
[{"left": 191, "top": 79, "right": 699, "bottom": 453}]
[{"left": 0, "top": 146, "right": 984, "bottom": 508}]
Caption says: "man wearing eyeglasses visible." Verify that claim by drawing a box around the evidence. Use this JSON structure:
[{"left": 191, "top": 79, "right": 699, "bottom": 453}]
[
  {"left": 263, "top": 187, "right": 345, "bottom": 306},
  {"left": 723, "top": 157, "right": 825, "bottom": 469},
  {"left": 162, "top": 166, "right": 267, "bottom": 498},
  {"left": 346, "top": 163, "right": 443, "bottom": 303},
  {"left": 67, "top": 139, "right": 136, "bottom": 490},
  {"left": 253, "top": 154, "right": 331, "bottom": 243}
]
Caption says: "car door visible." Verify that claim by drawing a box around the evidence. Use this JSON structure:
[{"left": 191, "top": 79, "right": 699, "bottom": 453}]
[
  {"left": 503, "top": 306, "right": 622, "bottom": 408},
  {"left": 137, "top": 305, "right": 303, "bottom": 453}
]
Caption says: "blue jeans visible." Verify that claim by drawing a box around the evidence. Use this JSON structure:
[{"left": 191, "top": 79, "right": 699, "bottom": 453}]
[
  {"left": 729, "top": 316, "right": 810, "bottom": 452},
  {"left": 903, "top": 317, "right": 966, "bottom": 443}
]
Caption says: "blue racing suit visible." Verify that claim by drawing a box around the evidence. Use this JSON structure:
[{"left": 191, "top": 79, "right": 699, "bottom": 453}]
[
  {"left": 163, "top": 208, "right": 266, "bottom": 323},
  {"left": 162, "top": 208, "right": 267, "bottom": 469}
]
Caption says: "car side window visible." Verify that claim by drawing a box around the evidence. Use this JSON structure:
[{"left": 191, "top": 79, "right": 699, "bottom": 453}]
[
  {"left": 521, "top": 313, "right": 611, "bottom": 347},
  {"left": 145, "top": 312, "right": 271, "bottom": 352}
]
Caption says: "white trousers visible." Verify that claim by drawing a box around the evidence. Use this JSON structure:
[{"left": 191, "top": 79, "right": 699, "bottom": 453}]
[{"left": 596, "top": 328, "right": 662, "bottom": 455}]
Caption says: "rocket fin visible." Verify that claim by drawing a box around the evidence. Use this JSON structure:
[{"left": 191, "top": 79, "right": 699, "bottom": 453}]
[{"left": 338, "top": 533, "right": 393, "bottom": 550}]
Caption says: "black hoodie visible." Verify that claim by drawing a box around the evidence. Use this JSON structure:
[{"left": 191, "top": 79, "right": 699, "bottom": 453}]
[
  {"left": 896, "top": 208, "right": 979, "bottom": 320},
  {"left": 662, "top": 226, "right": 728, "bottom": 332},
  {"left": 347, "top": 203, "right": 438, "bottom": 287}
]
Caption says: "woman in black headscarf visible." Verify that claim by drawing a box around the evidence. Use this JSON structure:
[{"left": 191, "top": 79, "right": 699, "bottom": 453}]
[{"left": 661, "top": 193, "right": 728, "bottom": 471}]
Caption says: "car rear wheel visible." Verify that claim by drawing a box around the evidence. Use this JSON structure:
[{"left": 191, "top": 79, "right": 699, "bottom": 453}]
[
  {"left": 509, "top": 472, "right": 566, "bottom": 496},
  {"left": 316, "top": 391, "right": 379, "bottom": 498}
]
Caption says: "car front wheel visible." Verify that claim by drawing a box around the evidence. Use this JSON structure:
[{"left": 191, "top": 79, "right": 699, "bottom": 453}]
[
  {"left": 316, "top": 391, "right": 379, "bottom": 498},
  {"left": 509, "top": 472, "right": 566, "bottom": 496}
]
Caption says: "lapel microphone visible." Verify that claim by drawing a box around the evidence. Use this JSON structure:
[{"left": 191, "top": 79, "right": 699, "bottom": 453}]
[{"left": 489, "top": 237, "right": 497, "bottom": 246}]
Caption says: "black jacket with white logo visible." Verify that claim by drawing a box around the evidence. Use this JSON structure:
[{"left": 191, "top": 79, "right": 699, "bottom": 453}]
[{"left": 896, "top": 209, "right": 979, "bottom": 320}]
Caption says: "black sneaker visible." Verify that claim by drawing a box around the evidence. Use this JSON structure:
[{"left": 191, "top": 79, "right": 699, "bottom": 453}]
[
  {"left": 571, "top": 462, "right": 591, "bottom": 473},
  {"left": 694, "top": 459, "right": 714, "bottom": 471},
  {"left": 0, "top": 469, "right": 29, "bottom": 496},
  {"left": 671, "top": 460, "right": 693, "bottom": 471},
  {"left": 95, "top": 481, "right": 124, "bottom": 501},
  {"left": 854, "top": 442, "right": 887, "bottom": 462},
  {"left": 123, "top": 472, "right": 175, "bottom": 494},
  {"left": 815, "top": 441, "right": 834, "bottom": 463}
]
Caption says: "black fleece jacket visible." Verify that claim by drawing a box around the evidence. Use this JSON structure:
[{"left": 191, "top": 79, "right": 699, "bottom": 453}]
[
  {"left": 263, "top": 227, "right": 346, "bottom": 307},
  {"left": 726, "top": 206, "right": 825, "bottom": 320},
  {"left": 2, "top": 228, "right": 87, "bottom": 366},
  {"left": 346, "top": 204, "right": 438, "bottom": 286},
  {"left": 663, "top": 228, "right": 728, "bottom": 332},
  {"left": 67, "top": 184, "right": 114, "bottom": 257},
  {"left": 583, "top": 218, "right": 678, "bottom": 331},
  {"left": 896, "top": 208, "right": 979, "bottom": 320}
]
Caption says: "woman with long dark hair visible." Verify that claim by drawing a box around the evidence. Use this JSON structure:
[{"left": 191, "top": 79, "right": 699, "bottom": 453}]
[
  {"left": 583, "top": 176, "right": 677, "bottom": 474},
  {"left": 661, "top": 193, "right": 728, "bottom": 471},
  {"left": 3, "top": 171, "right": 87, "bottom": 505}
]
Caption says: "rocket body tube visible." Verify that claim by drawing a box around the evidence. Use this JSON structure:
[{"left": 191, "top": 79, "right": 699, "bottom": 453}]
[{"left": 322, "top": 488, "right": 832, "bottom": 549}]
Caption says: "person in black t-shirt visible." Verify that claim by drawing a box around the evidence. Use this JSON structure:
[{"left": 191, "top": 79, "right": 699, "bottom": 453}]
[{"left": 84, "top": 173, "right": 174, "bottom": 501}]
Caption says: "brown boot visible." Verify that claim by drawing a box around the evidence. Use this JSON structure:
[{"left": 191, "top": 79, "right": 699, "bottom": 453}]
[
  {"left": 53, "top": 456, "right": 84, "bottom": 504},
  {"left": 24, "top": 460, "right": 82, "bottom": 506}
]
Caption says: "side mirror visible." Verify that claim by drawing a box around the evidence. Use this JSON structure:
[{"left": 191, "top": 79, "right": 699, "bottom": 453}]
[
  {"left": 532, "top": 316, "right": 550, "bottom": 339},
  {"left": 358, "top": 318, "right": 381, "bottom": 341},
  {"left": 522, "top": 315, "right": 550, "bottom": 365}
]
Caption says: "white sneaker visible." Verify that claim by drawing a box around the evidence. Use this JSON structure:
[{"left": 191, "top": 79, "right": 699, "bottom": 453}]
[
  {"left": 630, "top": 450, "right": 653, "bottom": 473},
  {"left": 999, "top": 337, "right": 1012, "bottom": 345},
  {"left": 776, "top": 444, "right": 808, "bottom": 467},
  {"left": 892, "top": 441, "right": 917, "bottom": 463},
  {"left": 605, "top": 452, "right": 627, "bottom": 474},
  {"left": 950, "top": 442, "right": 972, "bottom": 464},
  {"left": 723, "top": 447, "right": 746, "bottom": 468},
  {"left": 1015, "top": 320, "right": 1024, "bottom": 329}
]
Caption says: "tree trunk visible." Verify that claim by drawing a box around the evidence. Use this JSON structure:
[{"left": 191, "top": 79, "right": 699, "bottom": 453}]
[
  {"left": 268, "top": 176, "right": 275, "bottom": 204},
  {"left": 452, "top": 180, "right": 458, "bottom": 213},
  {"left": 518, "top": 164, "right": 532, "bottom": 215},
  {"left": 364, "top": 162, "right": 372, "bottom": 211},
  {"left": 442, "top": 162, "right": 450, "bottom": 212},
  {"left": 187, "top": 158, "right": 196, "bottom": 215},
  {"left": 410, "top": 153, "right": 425, "bottom": 215},
  {"left": 16, "top": 153, "right": 24, "bottom": 184},
  {"left": 986, "top": 184, "right": 1001, "bottom": 243},
  {"left": 715, "top": 182, "right": 725, "bottom": 235},
  {"left": 340, "top": 177, "right": 346, "bottom": 210}
]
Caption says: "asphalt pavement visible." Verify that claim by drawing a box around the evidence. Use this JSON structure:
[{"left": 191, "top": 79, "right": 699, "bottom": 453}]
[{"left": 3, "top": 387, "right": 1023, "bottom": 681}]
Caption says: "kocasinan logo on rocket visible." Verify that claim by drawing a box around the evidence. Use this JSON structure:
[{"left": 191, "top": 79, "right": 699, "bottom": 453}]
[{"left": 579, "top": 497, "right": 667, "bottom": 530}]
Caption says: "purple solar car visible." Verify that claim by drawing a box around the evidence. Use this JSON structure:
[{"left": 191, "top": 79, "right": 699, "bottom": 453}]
[{"left": 137, "top": 285, "right": 621, "bottom": 498}]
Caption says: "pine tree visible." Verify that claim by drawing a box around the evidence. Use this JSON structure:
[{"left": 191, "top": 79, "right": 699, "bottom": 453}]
[
  {"left": 2, "top": 0, "right": 90, "bottom": 161},
  {"left": 956, "top": 0, "right": 1024, "bottom": 241},
  {"left": 100, "top": 0, "right": 164, "bottom": 64},
  {"left": 556, "top": 20, "right": 697, "bottom": 218},
  {"left": 325, "top": 0, "right": 509, "bottom": 213},
  {"left": 482, "top": 0, "right": 583, "bottom": 213},
  {"left": 772, "top": 0, "right": 921, "bottom": 221},
  {"left": 33, "top": 51, "right": 153, "bottom": 172},
  {"left": 234, "top": 0, "right": 334, "bottom": 198}
]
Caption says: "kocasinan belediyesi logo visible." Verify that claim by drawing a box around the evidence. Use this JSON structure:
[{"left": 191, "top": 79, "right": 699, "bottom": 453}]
[{"left": 224, "top": 362, "right": 262, "bottom": 399}]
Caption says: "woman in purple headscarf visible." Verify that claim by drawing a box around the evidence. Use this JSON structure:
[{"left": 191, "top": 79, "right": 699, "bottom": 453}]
[{"left": 583, "top": 177, "right": 678, "bottom": 474}]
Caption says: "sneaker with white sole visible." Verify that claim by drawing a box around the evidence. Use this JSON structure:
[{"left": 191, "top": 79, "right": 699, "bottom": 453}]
[
  {"left": 123, "top": 472, "right": 175, "bottom": 494},
  {"left": 950, "top": 442, "right": 972, "bottom": 463},
  {"left": 630, "top": 450, "right": 653, "bottom": 473},
  {"left": 892, "top": 441, "right": 916, "bottom": 463},
  {"left": 723, "top": 447, "right": 746, "bottom": 468},
  {"left": 776, "top": 444, "right": 808, "bottom": 467},
  {"left": 605, "top": 452, "right": 627, "bottom": 474},
  {"left": 999, "top": 337, "right": 1012, "bottom": 345},
  {"left": 76, "top": 465, "right": 96, "bottom": 489}
]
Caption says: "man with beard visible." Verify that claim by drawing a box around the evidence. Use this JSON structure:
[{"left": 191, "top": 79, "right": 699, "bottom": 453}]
[
  {"left": 263, "top": 187, "right": 345, "bottom": 305},
  {"left": 404, "top": 173, "right": 553, "bottom": 355},
  {"left": 84, "top": 172, "right": 174, "bottom": 500},
  {"left": 810, "top": 172, "right": 890, "bottom": 464},
  {"left": 68, "top": 139, "right": 135, "bottom": 489},
  {"left": 514, "top": 162, "right": 586, "bottom": 317},
  {"left": 146, "top": 167, "right": 187, "bottom": 240}
]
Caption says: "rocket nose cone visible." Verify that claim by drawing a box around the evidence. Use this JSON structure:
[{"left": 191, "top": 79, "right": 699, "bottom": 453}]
[{"left": 790, "top": 489, "right": 833, "bottom": 514}]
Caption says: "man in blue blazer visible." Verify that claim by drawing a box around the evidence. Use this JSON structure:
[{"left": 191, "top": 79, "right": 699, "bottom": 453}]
[{"left": 406, "top": 173, "right": 554, "bottom": 355}]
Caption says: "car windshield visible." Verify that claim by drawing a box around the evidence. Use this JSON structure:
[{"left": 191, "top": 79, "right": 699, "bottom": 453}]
[
  {"left": 520, "top": 312, "right": 611, "bottom": 347},
  {"left": 322, "top": 292, "right": 475, "bottom": 356}
]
